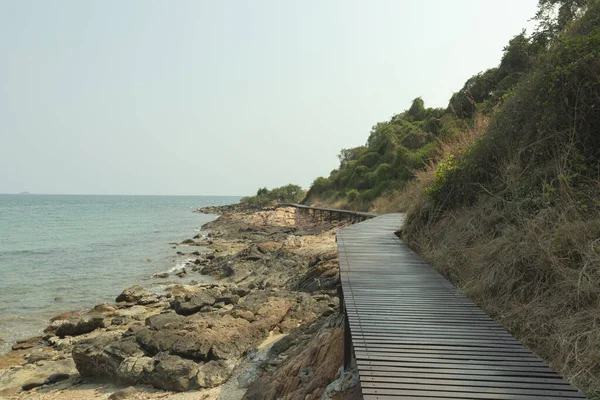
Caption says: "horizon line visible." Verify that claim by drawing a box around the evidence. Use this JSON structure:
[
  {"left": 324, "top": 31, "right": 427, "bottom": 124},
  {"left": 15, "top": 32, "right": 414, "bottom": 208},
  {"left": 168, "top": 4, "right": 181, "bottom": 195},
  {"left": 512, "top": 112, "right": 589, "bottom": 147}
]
[{"left": 0, "top": 193, "right": 246, "bottom": 197}]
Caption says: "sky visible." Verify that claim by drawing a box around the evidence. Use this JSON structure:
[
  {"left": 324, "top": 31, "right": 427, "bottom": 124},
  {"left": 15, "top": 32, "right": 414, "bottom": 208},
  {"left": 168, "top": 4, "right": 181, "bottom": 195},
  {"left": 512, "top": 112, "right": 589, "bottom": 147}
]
[{"left": 0, "top": 0, "right": 539, "bottom": 196}]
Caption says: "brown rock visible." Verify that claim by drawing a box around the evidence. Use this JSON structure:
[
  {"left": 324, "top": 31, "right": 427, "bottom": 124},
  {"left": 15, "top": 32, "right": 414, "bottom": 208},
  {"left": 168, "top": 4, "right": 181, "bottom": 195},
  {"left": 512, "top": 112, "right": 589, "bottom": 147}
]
[
  {"left": 116, "top": 285, "right": 152, "bottom": 303},
  {"left": 257, "top": 241, "right": 283, "bottom": 253},
  {"left": 171, "top": 292, "right": 216, "bottom": 316},
  {"left": 56, "top": 314, "right": 104, "bottom": 337}
]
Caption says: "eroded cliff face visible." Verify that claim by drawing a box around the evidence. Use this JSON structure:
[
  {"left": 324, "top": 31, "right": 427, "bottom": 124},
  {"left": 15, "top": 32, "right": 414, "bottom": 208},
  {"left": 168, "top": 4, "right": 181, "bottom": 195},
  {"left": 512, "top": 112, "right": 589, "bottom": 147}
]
[{"left": 0, "top": 207, "right": 357, "bottom": 400}]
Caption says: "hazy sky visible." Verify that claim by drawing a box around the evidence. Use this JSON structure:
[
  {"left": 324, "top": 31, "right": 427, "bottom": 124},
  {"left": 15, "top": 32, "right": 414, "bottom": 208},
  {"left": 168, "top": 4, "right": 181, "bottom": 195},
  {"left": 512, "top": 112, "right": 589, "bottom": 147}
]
[{"left": 1, "top": 0, "right": 538, "bottom": 196}]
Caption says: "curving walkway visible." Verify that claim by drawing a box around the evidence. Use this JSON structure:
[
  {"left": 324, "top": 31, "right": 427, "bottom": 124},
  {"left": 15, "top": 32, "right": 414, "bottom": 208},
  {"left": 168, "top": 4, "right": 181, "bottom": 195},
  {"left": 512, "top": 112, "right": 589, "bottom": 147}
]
[{"left": 337, "top": 214, "right": 586, "bottom": 400}]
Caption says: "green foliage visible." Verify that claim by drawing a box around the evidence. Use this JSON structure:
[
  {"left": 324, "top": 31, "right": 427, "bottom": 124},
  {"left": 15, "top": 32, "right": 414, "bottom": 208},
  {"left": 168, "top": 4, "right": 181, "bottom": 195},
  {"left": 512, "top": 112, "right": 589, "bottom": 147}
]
[
  {"left": 407, "top": 97, "right": 426, "bottom": 121},
  {"left": 423, "top": 0, "right": 600, "bottom": 213},
  {"left": 534, "top": 0, "right": 589, "bottom": 43},
  {"left": 306, "top": 0, "right": 598, "bottom": 213},
  {"left": 305, "top": 97, "right": 450, "bottom": 210},
  {"left": 346, "top": 189, "right": 359, "bottom": 203},
  {"left": 242, "top": 184, "right": 304, "bottom": 207}
]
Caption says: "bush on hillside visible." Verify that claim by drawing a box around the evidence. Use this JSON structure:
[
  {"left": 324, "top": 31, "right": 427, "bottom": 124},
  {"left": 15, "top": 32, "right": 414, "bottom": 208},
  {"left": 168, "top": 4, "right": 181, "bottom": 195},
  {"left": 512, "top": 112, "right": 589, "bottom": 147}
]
[{"left": 241, "top": 184, "right": 304, "bottom": 207}]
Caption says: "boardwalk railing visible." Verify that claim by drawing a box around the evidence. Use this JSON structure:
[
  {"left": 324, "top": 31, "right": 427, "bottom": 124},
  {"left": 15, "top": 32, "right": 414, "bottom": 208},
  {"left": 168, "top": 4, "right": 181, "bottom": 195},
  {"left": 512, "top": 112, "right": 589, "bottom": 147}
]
[{"left": 281, "top": 203, "right": 376, "bottom": 223}]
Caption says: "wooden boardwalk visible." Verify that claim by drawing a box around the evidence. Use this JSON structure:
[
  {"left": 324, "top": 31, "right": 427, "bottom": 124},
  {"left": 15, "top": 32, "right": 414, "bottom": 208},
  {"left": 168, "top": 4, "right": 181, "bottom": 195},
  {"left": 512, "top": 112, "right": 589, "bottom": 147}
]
[{"left": 337, "top": 214, "right": 586, "bottom": 400}]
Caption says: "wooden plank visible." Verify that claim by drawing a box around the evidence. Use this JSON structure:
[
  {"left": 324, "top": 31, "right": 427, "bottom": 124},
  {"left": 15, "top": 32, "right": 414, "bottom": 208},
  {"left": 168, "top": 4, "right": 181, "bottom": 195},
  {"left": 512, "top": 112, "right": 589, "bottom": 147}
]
[{"left": 335, "top": 213, "right": 587, "bottom": 399}]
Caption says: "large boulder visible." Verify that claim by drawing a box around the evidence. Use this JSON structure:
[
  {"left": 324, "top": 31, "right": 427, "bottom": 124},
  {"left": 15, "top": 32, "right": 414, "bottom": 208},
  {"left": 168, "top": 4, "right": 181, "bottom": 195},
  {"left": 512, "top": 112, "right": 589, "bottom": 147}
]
[
  {"left": 116, "top": 356, "right": 154, "bottom": 385},
  {"left": 147, "top": 352, "right": 199, "bottom": 392},
  {"left": 72, "top": 334, "right": 143, "bottom": 378},
  {"left": 196, "top": 360, "right": 236, "bottom": 388}
]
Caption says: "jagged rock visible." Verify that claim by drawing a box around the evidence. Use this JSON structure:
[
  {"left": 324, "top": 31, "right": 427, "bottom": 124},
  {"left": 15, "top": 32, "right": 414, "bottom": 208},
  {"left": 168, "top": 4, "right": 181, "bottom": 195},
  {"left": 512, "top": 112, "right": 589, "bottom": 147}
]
[
  {"left": 116, "top": 356, "right": 153, "bottom": 384},
  {"left": 180, "top": 239, "right": 196, "bottom": 245},
  {"left": 134, "top": 327, "right": 212, "bottom": 361},
  {"left": 56, "top": 314, "right": 104, "bottom": 337},
  {"left": 72, "top": 334, "right": 142, "bottom": 378},
  {"left": 116, "top": 285, "right": 152, "bottom": 303},
  {"left": 153, "top": 272, "right": 169, "bottom": 279},
  {"left": 171, "top": 292, "right": 216, "bottom": 315},
  {"left": 196, "top": 360, "right": 235, "bottom": 388},
  {"left": 147, "top": 352, "right": 199, "bottom": 392}
]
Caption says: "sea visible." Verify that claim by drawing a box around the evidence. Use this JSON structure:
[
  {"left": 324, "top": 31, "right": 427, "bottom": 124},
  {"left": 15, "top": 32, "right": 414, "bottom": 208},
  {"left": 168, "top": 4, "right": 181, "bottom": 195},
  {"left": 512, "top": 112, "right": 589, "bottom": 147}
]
[{"left": 0, "top": 194, "right": 241, "bottom": 354}]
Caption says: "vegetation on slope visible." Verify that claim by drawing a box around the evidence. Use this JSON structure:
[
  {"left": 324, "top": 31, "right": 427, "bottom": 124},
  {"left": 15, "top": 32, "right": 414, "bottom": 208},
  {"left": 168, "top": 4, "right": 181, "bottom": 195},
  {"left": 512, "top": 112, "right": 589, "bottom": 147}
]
[
  {"left": 241, "top": 184, "right": 304, "bottom": 207},
  {"left": 304, "top": 25, "right": 544, "bottom": 210},
  {"left": 401, "top": 2, "right": 600, "bottom": 396},
  {"left": 307, "top": 0, "right": 600, "bottom": 396}
]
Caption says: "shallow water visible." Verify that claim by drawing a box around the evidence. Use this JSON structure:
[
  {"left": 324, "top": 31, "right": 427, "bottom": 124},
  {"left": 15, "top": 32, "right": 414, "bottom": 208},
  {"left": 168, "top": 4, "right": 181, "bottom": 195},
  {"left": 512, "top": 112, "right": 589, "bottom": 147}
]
[{"left": 0, "top": 194, "right": 240, "bottom": 353}]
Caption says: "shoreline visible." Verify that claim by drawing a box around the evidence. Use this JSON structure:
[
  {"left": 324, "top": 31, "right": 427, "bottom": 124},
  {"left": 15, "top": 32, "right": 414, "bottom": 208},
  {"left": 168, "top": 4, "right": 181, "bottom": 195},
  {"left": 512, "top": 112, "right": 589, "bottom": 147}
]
[
  {"left": 0, "top": 205, "right": 358, "bottom": 399},
  {"left": 0, "top": 213, "right": 220, "bottom": 357}
]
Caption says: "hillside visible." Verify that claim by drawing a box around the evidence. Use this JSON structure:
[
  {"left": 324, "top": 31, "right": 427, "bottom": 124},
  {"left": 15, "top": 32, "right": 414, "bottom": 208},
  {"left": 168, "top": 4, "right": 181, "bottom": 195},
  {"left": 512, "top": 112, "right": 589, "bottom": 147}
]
[{"left": 305, "top": 0, "right": 600, "bottom": 397}]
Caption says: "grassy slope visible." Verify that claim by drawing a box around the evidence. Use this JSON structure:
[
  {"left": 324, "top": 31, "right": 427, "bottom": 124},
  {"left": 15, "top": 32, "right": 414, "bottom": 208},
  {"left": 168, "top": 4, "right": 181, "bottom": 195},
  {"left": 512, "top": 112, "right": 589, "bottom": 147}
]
[
  {"left": 307, "top": 1, "right": 600, "bottom": 397},
  {"left": 402, "top": 3, "right": 600, "bottom": 397}
]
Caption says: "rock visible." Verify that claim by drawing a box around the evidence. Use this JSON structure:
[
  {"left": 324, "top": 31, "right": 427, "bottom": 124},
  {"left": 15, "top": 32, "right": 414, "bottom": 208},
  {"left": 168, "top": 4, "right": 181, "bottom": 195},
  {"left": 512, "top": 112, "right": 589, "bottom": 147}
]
[
  {"left": 181, "top": 239, "right": 196, "bottom": 245},
  {"left": 145, "top": 312, "right": 186, "bottom": 330},
  {"left": 257, "top": 241, "right": 282, "bottom": 253},
  {"left": 116, "top": 356, "right": 154, "bottom": 384},
  {"left": 232, "top": 310, "right": 255, "bottom": 321},
  {"left": 175, "top": 271, "right": 187, "bottom": 278},
  {"left": 27, "top": 350, "right": 55, "bottom": 364},
  {"left": 116, "top": 285, "right": 152, "bottom": 303},
  {"left": 193, "top": 234, "right": 201, "bottom": 239},
  {"left": 45, "top": 372, "right": 70, "bottom": 384},
  {"left": 11, "top": 336, "right": 42, "bottom": 350},
  {"left": 147, "top": 352, "right": 199, "bottom": 392},
  {"left": 216, "top": 295, "right": 240, "bottom": 305},
  {"left": 72, "top": 333, "right": 141, "bottom": 378},
  {"left": 50, "top": 311, "right": 84, "bottom": 322},
  {"left": 152, "top": 272, "right": 169, "bottom": 279},
  {"left": 196, "top": 360, "right": 235, "bottom": 388},
  {"left": 56, "top": 314, "right": 104, "bottom": 337},
  {"left": 134, "top": 327, "right": 212, "bottom": 361},
  {"left": 108, "top": 386, "right": 138, "bottom": 400},
  {"left": 171, "top": 292, "right": 216, "bottom": 316},
  {"left": 92, "top": 302, "right": 117, "bottom": 313},
  {"left": 54, "top": 296, "right": 64, "bottom": 301},
  {"left": 22, "top": 378, "right": 46, "bottom": 391}
]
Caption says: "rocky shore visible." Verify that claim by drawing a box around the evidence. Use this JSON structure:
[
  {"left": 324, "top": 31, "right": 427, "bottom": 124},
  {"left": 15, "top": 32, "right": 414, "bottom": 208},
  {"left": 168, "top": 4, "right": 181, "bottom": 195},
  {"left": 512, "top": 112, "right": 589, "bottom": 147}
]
[{"left": 0, "top": 206, "right": 360, "bottom": 399}]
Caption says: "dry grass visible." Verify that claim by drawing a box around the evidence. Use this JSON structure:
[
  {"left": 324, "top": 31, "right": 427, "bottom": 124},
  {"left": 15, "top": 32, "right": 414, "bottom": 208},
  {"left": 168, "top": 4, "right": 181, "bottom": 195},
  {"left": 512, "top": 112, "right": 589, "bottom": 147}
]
[
  {"left": 402, "top": 155, "right": 600, "bottom": 398},
  {"left": 405, "top": 195, "right": 600, "bottom": 398},
  {"left": 376, "top": 109, "right": 600, "bottom": 397}
]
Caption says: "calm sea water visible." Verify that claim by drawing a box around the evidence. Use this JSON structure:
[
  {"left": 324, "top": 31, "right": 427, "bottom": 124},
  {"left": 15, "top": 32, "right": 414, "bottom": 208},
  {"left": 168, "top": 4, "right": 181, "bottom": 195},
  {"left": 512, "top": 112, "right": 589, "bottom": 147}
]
[{"left": 0, "top": 194, "right": 240, "bottom": 353}]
